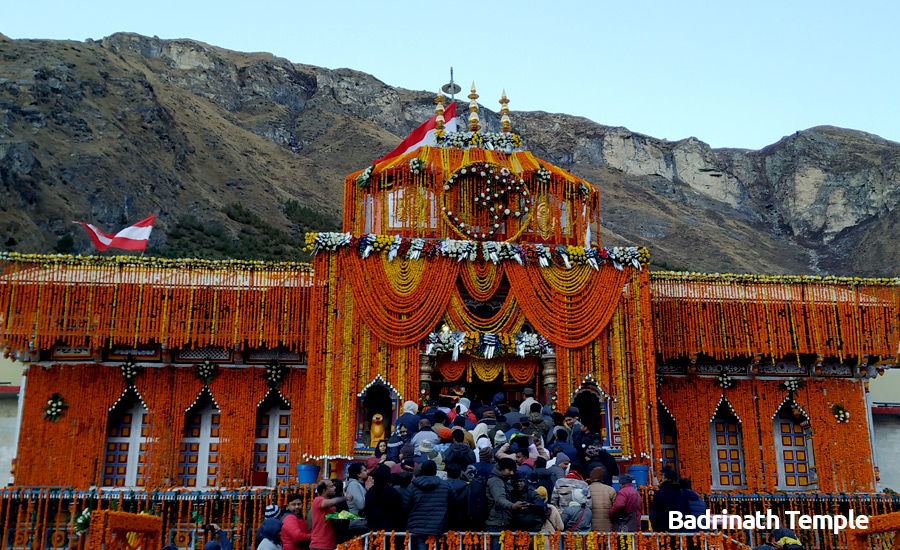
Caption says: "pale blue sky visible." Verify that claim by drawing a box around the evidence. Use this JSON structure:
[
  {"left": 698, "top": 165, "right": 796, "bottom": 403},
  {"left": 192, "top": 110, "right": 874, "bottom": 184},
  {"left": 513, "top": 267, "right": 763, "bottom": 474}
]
[{"left": 5, "top": 0, "right": 899, "bottom": 149}]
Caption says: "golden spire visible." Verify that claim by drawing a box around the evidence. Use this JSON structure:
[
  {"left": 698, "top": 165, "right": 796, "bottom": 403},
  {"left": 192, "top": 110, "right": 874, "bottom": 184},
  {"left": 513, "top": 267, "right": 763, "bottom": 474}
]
[
  {"left": 499, "top": 89, "right": 511, "bottom": 133},
  {"left": 467, "top": 82, "right": 481, "bottom": 133},
  {"left": 434, "top": 92, "right": 446, "bottom": 131}
]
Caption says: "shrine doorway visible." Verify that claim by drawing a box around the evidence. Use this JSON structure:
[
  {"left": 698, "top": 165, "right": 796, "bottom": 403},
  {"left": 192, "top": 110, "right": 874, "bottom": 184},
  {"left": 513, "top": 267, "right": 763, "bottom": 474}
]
[
  {"left": 355, "top": 376, "right": 398, "bottom": 450},
  {"left": 572, "top": 384, "right": 611, "bottom": 446}
]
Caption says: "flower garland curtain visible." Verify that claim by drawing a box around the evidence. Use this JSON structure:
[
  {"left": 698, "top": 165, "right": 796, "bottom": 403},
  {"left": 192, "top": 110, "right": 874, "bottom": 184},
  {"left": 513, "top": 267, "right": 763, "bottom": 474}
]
[
  {"left": 342, "top": 147, "right": 601, "bottom": 246},
  {"left": 651, "top": 276, "right": 900, "bottom": 360},
  {"left": 444, "top": 291, "right": 525, "bottom": 334},
  {"left": 342, "top": 250, "right": 458, "bottom": 345},
  {"left": 84, "top": 510, "right": 161, "bottom": 549},
  {"left": 15, "top": 364, "right": 122, "bottom": 488},
  {"left": 506, "top": 263, "right": 630, "bottom": 347},
  {"left": 304, "top": 254, "right": 422, "bottom": 458},
  {"left": 460, "top": 262, "right": 504, "bottom": 301},
  {"left": 16, "top": 363, "right": 308, "bottom": 490},
  {"left": 435, "top": 356, "right": 537, "bottom": 384},
  {"left": 659, "top": 377, "right": 874, "bottom": 493},
  {"left": 0, "top": 258, "right": 314, "bottom": 352}
]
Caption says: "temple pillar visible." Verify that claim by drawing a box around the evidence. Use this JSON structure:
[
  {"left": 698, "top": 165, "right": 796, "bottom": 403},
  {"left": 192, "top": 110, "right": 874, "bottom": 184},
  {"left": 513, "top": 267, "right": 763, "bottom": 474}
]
[
  {"left": 419, "top": 353, "right": 433, "bottom": 407},
  {"left": 541, "top": 353, "right": 558, "bottom": 410}
]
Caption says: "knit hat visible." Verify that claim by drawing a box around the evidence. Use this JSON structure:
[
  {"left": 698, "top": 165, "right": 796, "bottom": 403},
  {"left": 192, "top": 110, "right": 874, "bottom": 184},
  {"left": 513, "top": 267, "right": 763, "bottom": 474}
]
[
  {"left": 400, "top": 443, "right": 415, "bottom": 458},
  {"left": 418, "top": 439, "right": 434, "bottom": 453},
  {"left": 479, "top": 446, "right": 494, "bottom": 462},
  {"left": 438, "top": 428, "right": 453, "bottom": 441},
  {"left": 555, "top": 452, "right": 570, "bottom": 464},
  {"left": 264, "top": 504, "right": 281, "bottom": 519},
  {"left": 535, "top": 486, "right": 548, "bottom": 501},
  {"left": 401, "top": 457, "right": 416, "bottom": 472},
  {"left": 618, "top": 473, "right": 635, "bottom": 485},
  {"left": 564, "top": 406, "right": 580, "bottom": 418},
  {"left": 571, "top": 488, "right": 589, "bottom": 506},
  {"left": 427, "top": 450, "right": 443, "bottom": 468},
  {"left": 494, "top": 431, "right": 507, "bottom": 445}
]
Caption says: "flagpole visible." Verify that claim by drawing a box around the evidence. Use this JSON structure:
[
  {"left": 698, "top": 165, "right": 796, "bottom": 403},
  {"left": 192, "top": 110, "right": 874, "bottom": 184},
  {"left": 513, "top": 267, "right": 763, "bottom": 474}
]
[{"left": 441, "top": 67, "right": 461, "bottom": 103}]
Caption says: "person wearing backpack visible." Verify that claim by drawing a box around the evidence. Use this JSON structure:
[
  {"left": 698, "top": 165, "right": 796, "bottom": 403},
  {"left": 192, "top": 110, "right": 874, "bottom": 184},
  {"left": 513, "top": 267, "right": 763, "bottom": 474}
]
[{"left": 560, "top": 488, "right": 592, "bottom": 531}]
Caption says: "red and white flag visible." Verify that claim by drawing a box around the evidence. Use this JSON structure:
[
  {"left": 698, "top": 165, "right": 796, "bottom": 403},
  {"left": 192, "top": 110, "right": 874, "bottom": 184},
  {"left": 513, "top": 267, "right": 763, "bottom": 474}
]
[
  {"left": 76, "top": 214, "right": 156, "bottom": 252},
  {"left": 374, "top": 101, "right": 457, "bottom": 164}
]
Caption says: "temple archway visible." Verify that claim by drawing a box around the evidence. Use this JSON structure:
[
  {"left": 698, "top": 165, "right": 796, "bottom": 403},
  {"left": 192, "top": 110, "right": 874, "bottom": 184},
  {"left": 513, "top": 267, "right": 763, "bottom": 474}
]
[
  {"left": 355, "top": 375, "right": 399, "bottom": 450},
  {"left": 571, "top": 377, "right": 611, "bottom": 447}
]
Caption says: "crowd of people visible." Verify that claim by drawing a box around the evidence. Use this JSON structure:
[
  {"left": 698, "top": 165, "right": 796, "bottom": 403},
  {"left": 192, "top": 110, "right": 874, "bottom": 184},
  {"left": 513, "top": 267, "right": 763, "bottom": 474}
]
[
  {"left": 163, "top": 391, "right": 805, "bottom": 550},
  {"left": 225, "top": 392, "right": 762, "bottom": 550}
]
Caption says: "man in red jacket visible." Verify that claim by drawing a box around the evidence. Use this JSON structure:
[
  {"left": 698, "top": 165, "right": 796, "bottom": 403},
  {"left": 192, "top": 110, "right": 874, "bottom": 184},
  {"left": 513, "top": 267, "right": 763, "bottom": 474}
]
[
  {"left": 282, "top": 492, "right": 312, "bottom": 550},
  {"left": 610, "top": 474, "right": 642, "bottom": 532}
]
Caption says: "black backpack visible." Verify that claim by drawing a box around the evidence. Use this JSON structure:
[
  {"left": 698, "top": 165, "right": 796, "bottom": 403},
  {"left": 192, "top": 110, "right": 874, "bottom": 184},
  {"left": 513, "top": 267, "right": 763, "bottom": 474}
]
[{"left": 467, "top": 472, "right": 490, "bottom": 529}]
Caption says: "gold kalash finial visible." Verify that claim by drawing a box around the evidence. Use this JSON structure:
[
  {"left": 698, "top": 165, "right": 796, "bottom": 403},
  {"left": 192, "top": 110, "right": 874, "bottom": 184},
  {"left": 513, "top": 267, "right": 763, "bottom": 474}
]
[
  {"left": 434, "top": 92, "right": 446, "bottom": 132},
  {"left": 467, "top": 82, "right": 480, "bottom": 133},
  {"left": 499, "top": 89, "right": 511, "bottom": 133}
]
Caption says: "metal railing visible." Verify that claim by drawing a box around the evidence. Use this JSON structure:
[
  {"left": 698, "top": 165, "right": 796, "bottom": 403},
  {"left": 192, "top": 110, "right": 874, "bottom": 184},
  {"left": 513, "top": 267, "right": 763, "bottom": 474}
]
[{"left": 338, "top": 531, "right": 752, "bottom": 550}]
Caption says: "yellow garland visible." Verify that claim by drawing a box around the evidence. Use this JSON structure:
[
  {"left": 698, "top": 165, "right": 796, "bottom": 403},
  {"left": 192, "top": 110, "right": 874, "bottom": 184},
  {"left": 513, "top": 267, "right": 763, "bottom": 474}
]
[
  {"left": 539, "top": 263, "right": 595, "bottom": 293},
  {"left": 382, "top": 257, "right": 426, "bottom": 295},
  {"left": 470, "top": 358, "right": 504, "bottom": 382}
]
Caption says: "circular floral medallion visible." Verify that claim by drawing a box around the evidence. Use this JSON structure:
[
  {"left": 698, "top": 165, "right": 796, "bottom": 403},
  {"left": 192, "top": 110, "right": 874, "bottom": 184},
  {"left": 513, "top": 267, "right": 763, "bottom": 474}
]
[
  {"left": 441, "top": 162, "right": 531, "bottom": 240},
  {"left": 50, "top": 530, "right": 68, "bottom": 548}
]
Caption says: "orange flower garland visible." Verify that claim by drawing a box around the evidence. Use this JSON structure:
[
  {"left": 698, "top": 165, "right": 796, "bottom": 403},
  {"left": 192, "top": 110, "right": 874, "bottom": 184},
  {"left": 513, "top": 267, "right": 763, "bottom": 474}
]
[
  {"left": 659, "top": 376, "right": 875, "bottom": 493},
  {"left": 342, "top": 147, "right": 600, "bottom": 246},
  {"left": 0, "top": 256, "right": 314, "bottom": 352},
  {"left": 651, "top": 273, "right": 900, "bottom": 360},
  {"left": 84, "top": 510, "right": 161, "bottom": 549}
]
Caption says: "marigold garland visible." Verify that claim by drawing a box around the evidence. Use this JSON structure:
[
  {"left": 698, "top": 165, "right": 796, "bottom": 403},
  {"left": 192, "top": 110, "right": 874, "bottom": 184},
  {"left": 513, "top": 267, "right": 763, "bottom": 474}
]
[
  {"left": 659, "top": 376, "right": 874, "bottom": 493},
  {"left": 84, "top": 510, "right": 161, "bottom": 549},
  {"left": 651, "top": 272, "right": 900, "bottom": 360},
  {"left": 342, "top": 147, "right": 601, "bottom": 247},
  {"left": 0, "top": 257, "right": 314, "bottom": 352}
]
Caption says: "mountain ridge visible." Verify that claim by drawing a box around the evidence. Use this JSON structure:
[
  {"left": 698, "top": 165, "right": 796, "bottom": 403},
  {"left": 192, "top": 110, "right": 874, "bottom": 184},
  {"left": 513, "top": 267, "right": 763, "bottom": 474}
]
[{"left": 1, "top": 32, "right": 898, "bottom": 276}]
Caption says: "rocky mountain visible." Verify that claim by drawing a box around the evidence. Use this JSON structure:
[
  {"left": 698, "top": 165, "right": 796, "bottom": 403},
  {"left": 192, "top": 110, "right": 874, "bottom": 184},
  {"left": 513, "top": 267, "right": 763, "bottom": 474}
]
[{"left": 1, "top": 32, "right": 898, "bottom": 276}]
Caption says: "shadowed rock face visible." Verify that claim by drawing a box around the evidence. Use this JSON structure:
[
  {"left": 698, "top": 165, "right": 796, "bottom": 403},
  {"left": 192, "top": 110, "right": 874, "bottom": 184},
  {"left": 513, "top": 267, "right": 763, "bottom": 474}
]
[{"left": 1, "top": 33, "right": 898, "bottom": 275}]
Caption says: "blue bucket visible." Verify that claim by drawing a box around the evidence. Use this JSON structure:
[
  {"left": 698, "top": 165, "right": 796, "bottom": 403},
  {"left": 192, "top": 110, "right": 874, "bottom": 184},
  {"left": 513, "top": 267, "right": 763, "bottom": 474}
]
[
  {"left": 628, "top": 465, "right": 650, "bottom": 486},
  {"left": 297, "top": 464, "right": 321, "bottom": 484}
]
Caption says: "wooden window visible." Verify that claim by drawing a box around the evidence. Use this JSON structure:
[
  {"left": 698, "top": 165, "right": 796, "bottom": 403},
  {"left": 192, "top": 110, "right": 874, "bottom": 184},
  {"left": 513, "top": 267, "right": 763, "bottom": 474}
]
[
  {"left": 177, "top": 396, "right": 220, "bottom": 488},
  {"left": 102, "top": 396, "right": 149, "bottom": 488},
  {"left": 709, "top": 406, "right": 746, "bottom": 489}
]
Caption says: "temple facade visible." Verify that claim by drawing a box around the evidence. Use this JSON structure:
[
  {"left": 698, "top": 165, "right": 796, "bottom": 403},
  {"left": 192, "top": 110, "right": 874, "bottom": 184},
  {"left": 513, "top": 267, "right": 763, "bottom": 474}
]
[{"left": 0, "top": 89, "right": 896, "bottom": 498}]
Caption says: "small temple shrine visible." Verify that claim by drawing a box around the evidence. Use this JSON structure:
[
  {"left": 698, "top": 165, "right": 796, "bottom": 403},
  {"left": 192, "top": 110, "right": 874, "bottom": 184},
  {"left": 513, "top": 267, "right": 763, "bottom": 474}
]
[{"left": 0, "top": 84, "right": 897, "bottom": 548}]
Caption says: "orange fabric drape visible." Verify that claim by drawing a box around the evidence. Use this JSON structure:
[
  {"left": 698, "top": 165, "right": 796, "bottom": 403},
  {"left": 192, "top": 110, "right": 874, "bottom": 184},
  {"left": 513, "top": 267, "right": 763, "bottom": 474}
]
[{"left": 506, "top": 263, "right": 630, "bottom": 347}]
